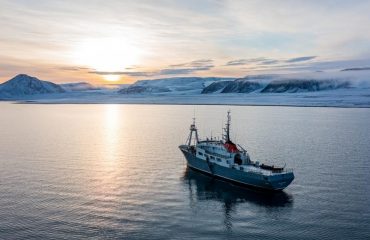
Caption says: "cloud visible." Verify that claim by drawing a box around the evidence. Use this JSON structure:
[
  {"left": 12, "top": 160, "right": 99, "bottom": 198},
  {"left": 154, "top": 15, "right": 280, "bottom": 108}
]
[
  {"left": 159, "top": 66, "right": 213, "bottom": 75},
  {"left": 2, "top": 1, "right": 370, "bottom": 83},
  {"left": 58, "top": 66, "right": 90, "bottom": 71},
  {"left": 89, "top": 59, "right": 214, "bottom": 77},
  {"left": 225, "top": 56, "right": 315, "bottom": 69},
  {"left": 169, "top": 59, "right": 213, "bottom": 68},
  {"left": 225, "top": 58, "right": 267, "bottom": 66},
  {"left": 159, "top": 59, "right": 214, "bottom": 75},
  {"left": 260, "top": 59, "right": 279, "bottom": 65},
  {"left": 124, "top": 66, "right": 141, "bottom": 70},
  {"left": 225, "top": 59, "right": 248, "bottom": 66},
  {"left": 225, "top": 57, "right": 281, "bottom": 66},
  {"left": 286, "top": 56, "right": 316, "bottom": 63},
  {"left": 189, "top": 59, "right": 213, "bottom": 66},
  {"left": 89, "top": 71, "right": 154, "bottom": 77}
]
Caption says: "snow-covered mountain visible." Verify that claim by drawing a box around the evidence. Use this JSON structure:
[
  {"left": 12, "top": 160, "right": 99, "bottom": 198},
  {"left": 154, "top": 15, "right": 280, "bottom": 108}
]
[
  {"left": 1, "top": 71, "right": 369, "bottom": 107},
  {"left": 202, "top": 71, "right": 369, "bottom": 94},
  {"left": 61, "top": 82, "right": 99, "bottom": 91},
  {"left": 118, "top": 77, "right": 234, "bottom": 94},
  {"left": 0, "top": 74, "right": 65, "bottom": 98}
]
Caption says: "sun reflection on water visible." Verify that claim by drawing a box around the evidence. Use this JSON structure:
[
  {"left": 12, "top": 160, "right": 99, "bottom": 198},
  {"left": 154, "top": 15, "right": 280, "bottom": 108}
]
[
  {"left": 87, "top": 105, "right": 124, "bottom": 209},
  {"left": 102, "top": 104, "right": 122, "bottom": 165}
]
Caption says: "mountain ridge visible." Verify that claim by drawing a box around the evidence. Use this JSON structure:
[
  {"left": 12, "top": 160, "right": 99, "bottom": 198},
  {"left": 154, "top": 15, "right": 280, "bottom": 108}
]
[
  {"left": 60, "top": 82, "right": 100, "bottom": 91},
  {"left": 119, "top": 77, "right": 234, "bottom": 94}
]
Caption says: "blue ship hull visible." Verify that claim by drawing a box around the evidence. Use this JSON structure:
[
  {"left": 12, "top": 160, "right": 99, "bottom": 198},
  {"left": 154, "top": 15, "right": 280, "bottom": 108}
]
[{"left": 180, "top": 149, "right": 294, "bottom": 191}]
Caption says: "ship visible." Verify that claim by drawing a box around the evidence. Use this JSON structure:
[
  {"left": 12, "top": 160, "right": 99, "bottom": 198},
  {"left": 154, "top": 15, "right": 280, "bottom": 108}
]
[{"left": 179, "top": 111, "right": 294, "bottom": 191}]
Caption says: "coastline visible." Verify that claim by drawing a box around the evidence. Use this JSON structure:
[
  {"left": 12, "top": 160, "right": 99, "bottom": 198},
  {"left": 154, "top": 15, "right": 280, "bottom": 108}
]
[
  {"left": 11, "top": 101, "right": 370, "bottom": 108},
  {"left": 2, "top": 90, "right": 370, "bottom": 108}
]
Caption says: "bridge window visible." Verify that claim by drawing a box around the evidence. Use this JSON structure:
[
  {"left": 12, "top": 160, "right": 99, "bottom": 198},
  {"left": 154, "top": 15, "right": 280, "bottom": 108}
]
[{"left": 234, "top": 154, "right": 242, "bottom": 165}]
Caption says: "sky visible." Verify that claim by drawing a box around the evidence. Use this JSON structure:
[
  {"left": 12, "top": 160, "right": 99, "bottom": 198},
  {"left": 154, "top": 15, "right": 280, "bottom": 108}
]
[{"left": 1, "top": 0, "right": 370, "bottom": 84}]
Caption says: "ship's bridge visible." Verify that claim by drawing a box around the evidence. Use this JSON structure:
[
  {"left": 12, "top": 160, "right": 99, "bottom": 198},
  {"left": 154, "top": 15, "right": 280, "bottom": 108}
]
[
  {"left": 196, "top": 139, "right": 251, "bottom": 165},
  {"left": 197, "top": 140, "right": 242, "bottom": 154}
]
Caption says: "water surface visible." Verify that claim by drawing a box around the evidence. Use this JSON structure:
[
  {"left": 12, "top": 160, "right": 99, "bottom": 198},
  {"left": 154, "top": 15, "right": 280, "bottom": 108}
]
[{"left": 0, "top": 103, "right": 369, "bottom": 239}]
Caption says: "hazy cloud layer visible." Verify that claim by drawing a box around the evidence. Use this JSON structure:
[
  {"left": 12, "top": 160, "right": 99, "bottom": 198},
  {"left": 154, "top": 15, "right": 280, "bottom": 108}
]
[
  {"left": 90, "top": 71, "right": 154, "bottom": 77},
  {"left": 226, "top": 56, "right": 316, "bottom": 67},
  {"left": 90, "top": 59, "right": 214, "bottom": 77},
  {"left": 1, "top": 0, "right": 370, "bottom": 82}
]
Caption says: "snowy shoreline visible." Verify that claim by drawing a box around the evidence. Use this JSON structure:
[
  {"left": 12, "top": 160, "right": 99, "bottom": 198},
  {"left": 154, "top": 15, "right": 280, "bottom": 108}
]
[
  {"left": 2, "top": 90, "right": 368, "bottom": 108},
  {"left": 14, "top": 101, "right": 370, "bottom": 108}
]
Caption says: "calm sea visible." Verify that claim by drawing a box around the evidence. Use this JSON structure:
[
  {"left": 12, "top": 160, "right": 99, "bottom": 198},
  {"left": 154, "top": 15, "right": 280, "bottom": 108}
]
[{"left": 0, "top": 103, "right": 369, "bottom": 239}]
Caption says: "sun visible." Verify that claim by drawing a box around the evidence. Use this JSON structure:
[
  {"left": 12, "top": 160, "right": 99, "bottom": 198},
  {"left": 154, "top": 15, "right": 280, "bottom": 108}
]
[
  {"left": 72, "top": 37, "right": 141, "bottom": 81},
  {"left": 104, "top": 74, "right": 121, "bottom": 82}
]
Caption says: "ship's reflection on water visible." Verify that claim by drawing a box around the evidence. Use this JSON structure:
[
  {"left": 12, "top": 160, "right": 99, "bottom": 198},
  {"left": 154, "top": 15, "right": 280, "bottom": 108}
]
[
  {"left": 182, "top": 167, "right": 293, "bottom": 231},
  {"left": 183, "top": 168, "right": 293, "bottom": 207}
]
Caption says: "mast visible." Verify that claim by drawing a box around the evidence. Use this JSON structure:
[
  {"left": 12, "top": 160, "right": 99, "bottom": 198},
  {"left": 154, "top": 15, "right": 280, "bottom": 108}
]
[
  {"left": 223, "top": 111, "right": 231, "bottom": 143},
  {"left": 186, "top": 117, "right": 199, "bottom": 146}
]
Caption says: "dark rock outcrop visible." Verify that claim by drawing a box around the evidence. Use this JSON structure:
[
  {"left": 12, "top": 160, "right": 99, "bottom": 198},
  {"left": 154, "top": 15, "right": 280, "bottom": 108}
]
[
  {"left": 221, "top": 80, "right": 262, "bottom": 93},
  {"left": 118, "top": 85, "right": 170, "bottom": 94},
  {"left": 201, "top": 77, "right": 264, "bottom": 94},
  {"left": 201, "top": 81, "right": 233, "bottom": 93},
  {"left": 261, "top": 79, "right": 351, "bottom": 93}
]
